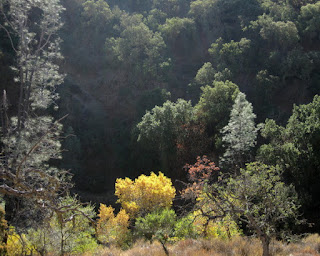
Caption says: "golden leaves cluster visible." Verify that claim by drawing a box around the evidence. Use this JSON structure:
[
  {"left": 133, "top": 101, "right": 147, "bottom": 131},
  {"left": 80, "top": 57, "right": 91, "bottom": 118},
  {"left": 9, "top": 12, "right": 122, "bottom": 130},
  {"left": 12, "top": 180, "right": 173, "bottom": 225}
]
[
  {"left": 115, "top": 172, "right": 176, "bottom": 217},
  {"left": 96, "top": 204, "right": 130, "bottom": 246}
]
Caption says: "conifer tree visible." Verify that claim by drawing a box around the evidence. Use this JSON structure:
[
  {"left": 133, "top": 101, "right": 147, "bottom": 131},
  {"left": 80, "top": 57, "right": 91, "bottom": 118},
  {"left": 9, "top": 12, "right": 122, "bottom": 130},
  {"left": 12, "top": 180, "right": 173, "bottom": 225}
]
[{"left": 220, "top": 92, "right": 257, "bottom": 171}]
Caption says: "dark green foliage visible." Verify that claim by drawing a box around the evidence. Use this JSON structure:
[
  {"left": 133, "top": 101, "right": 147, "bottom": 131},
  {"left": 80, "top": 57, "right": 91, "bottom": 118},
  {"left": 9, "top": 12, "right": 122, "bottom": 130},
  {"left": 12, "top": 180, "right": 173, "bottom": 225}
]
[
  {"left": 160, "top": 17, "right": 196, "bottom": 55},
  {"left": 137, "top": 99, "right": 194, "bottom": 174},
  {"left": 57, "top": 0, "right": 320, "bottom": 203},
  {"left": 299, "top": 2, "right": 320, "bottom": 40},
  {"left": 136, "top": 88, "right": 171, "bottom": 118},
  {"left": 258, "top": 95, "right": 320, "bottom": 207},
  {"left": 251, "top": 15, "right": 299, "bottom": 50},
  {"left": 106, "top": 13, "right": 167, "bottom": 87},
  {"left": 209, "top": 38, "right": 252, "bottom": 74},
  {"left": 61, "top": 126, "right": 83, "bottom": 179},
  {"left": 195, "top": 80, "right": 239, "bottom": 136}
]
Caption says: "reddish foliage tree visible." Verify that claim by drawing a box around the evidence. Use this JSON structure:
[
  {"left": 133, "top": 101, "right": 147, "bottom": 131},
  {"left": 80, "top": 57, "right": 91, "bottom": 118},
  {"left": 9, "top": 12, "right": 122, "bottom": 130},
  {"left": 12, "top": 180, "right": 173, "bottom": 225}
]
[{"left": 182, "top": 156, "right": 219, "bottom": 199}]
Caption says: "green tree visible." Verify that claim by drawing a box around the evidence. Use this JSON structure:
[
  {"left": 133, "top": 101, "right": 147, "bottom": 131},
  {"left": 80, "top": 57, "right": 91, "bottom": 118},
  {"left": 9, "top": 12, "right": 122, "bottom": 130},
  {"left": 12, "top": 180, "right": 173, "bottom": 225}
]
[
  {"left": 189, "top": 0, "right": 261, "bottom": 40},
  {"left": 82, "top": 0, "right": 113, "bottom": 28},
  {"left": 187, "top": 162, "right": 300, "bottom": 256},
  {"left": 145, "top": 8, "right": 167, "bottom": 31},
  {"left": 195, "top": 62, "right": 216, "bottom": 86},
  {"left": 258, "top": 95, "right": 320, "bottom": 206},
  {"left": 160, "top": 17, "right": 195, "bottom": 54},
  {"left": 299, "top": 2, "right": 320, "bottom": 40},
  {"left": 152, "top": 0, "right": 191, "bottom": 17},
  {"left": 195, "top": 80, "right": 239, "bottom": 142},
  {"left": 106, "top": 13, "right": 167, "bottom": 87},
  {"left": 221, "top": 92, "right": 258, "bottom": 171},
  {"left": 137, "top": 99, "right": 194, "bottom": 173},
  {"left": 250, "top": 14, "right": 299, "bottom": 50},
  {"left": 209, "top": 37, "right": 251, "bottom": 74},
  {"left": 135, "top": 208, "right": 176, "bottom": 256}
]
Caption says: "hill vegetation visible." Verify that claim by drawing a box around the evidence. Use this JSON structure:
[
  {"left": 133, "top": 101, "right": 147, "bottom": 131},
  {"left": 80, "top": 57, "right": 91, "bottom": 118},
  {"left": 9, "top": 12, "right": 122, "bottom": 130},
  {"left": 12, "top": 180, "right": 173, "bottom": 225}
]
[{"left": 0, "top": 0, "right": 320, "bottom": 255}]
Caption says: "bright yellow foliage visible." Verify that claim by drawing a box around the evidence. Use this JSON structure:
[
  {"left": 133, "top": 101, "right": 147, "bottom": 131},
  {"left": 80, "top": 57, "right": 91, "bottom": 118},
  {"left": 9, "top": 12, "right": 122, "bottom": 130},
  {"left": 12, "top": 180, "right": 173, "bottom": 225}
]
[
  {"left": 6, "top": 227, "right": 33, "bottom": 256},
  {"left": 115, "top": 172, "right": 176, "bottom": 217},
  {"left": 96, "top": 204, "right": 130, "bottom": 247},
  {"left": 0, "top": 207, "right": 7, "bottom": 254}
]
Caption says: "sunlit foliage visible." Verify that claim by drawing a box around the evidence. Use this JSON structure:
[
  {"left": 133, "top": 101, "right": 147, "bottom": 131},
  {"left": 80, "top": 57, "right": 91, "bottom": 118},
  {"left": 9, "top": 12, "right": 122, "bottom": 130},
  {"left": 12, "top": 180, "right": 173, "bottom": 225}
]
[
  {"left": 192, "top": 212, "right": 241, "bottom": 239},
  {"left": 26, "top": 197, "right": 97, "bottom": 255},
  {"left": 96, "top": 204, "right": 130, "bottom": 247},
  {"left": 221, "top": 92, "right": 258, "bottom": 170},
  {"left": 115, "top": 172, "right": 176, "bottom": 217}
]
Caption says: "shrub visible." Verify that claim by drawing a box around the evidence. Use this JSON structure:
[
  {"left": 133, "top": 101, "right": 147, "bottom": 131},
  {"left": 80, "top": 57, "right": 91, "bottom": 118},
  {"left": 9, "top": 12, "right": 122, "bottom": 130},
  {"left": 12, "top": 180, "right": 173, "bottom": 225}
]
[
  {"left": 25, "top": 197, "right": 97, "bottom": 255},
  {"left": 173, "top": 215, "right": 198, "bottom": 241},
  {"left": 115, "top": 172, "right": 176, "bottom": 217},
  {"left": 96, "top": 204, "right": 130, "bottom": 247},
  {"left": 193, "top": 212, "right": 242, "bottom": 239},
  {"left": 135, "top": 208, "right": 177, "bottom": 255}
]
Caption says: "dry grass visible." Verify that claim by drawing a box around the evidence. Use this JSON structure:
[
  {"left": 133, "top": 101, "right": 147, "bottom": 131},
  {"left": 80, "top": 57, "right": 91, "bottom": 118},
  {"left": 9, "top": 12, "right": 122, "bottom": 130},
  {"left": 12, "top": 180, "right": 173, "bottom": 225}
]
[{"left": 89, "top": 234, "right": 320, "bottom": 256}]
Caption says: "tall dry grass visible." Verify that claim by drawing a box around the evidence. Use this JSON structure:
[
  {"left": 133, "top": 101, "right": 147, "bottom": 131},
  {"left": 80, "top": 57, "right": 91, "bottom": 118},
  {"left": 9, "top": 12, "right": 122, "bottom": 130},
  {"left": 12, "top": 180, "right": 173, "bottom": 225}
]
[{"left": 91, "top": 234, "right": 320, "bottom": 256}]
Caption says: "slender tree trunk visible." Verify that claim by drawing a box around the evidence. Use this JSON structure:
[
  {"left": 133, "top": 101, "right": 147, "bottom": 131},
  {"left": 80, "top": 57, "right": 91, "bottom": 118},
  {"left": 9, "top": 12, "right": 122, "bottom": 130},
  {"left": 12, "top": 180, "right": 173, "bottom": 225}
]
[
  {"left": 60, "top": 222, "right": 64, "bottom": 256},
  {"left": 160, "top": 240, "right": 169, "bottom": 256}
]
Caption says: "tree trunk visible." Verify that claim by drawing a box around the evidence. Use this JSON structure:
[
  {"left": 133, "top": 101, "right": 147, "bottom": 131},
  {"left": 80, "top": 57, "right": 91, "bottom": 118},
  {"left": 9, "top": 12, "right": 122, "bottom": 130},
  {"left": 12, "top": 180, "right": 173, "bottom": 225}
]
[
  {"left": 261, "top": 236, "right": 270, "bottom": 256},
  {"left": 60, "top": 223, "right": 64, "bottom": 256},
  {"left": 160, "top": 240, "right": 169, "bottom": 256}
]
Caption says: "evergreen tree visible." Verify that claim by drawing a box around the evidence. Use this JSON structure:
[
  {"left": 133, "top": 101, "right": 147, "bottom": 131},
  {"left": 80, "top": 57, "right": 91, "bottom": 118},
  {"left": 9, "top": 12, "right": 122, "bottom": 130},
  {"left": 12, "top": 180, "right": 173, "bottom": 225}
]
[{"left": 221, "top": 92, "right": 257, "bottom": 170}]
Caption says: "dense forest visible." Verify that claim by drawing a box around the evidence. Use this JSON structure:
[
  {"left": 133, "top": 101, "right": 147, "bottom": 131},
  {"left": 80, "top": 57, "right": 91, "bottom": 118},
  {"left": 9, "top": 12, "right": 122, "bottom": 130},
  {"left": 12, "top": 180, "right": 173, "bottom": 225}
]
[{"left": 0, "top": 0, "right": 320, "bottom": 255}]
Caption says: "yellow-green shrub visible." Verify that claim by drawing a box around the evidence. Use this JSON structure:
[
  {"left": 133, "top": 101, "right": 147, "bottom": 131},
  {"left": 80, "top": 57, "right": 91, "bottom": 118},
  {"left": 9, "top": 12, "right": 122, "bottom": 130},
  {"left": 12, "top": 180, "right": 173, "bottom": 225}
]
[
  {"left": 96, "top": 204, "right": 130, "bottom": 247},
  {"left": 193, "top": 211, "right": 242, "bottom": 239},
  {"left": 6, "top": 227, "right": 32, "bottom": 256}
]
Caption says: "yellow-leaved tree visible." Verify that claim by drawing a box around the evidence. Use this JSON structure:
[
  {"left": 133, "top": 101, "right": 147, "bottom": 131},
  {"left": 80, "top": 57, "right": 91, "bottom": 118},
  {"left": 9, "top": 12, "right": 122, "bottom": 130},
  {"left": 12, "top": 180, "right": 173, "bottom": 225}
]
[
  {"left": 0, "top": 207, "right": 7, "bottom": 255},
  {"left": 96, "top": 204, "right": 130, "bottom": 247},
  {"left": 115, "top": 172, "right": 176, "bottom": 217}
]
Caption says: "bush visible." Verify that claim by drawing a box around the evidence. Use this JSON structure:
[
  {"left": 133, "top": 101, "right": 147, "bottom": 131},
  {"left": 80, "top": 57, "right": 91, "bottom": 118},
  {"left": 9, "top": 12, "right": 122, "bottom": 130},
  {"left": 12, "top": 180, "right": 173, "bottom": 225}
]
[
  {"left": 135, "top": 208, "right": 176, "bottom": 243},
  {"left": 192, "top": 212, "right": 242, "bottom": 239},
  {"left": 115, "top": 172, "right": 176, "bottom": 217},
  {"left": 25, "top": 197, "right": 98, "bottom": 255},
  {"left": 96, "top": 204, "right": 130, "bottom": 247},
  {"left": 173, "top": 215, "right": 198, "bottom": 241}
]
